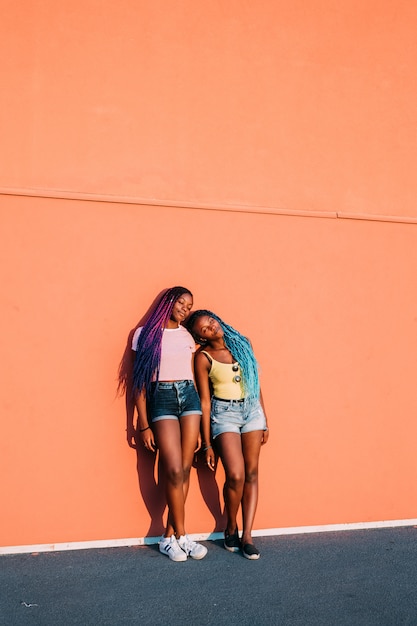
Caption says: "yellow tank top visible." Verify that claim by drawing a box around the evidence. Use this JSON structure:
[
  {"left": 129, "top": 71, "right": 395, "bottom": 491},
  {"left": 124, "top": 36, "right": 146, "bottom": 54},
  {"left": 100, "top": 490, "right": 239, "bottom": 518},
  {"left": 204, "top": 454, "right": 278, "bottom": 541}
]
[{"left": 201, "top": 351, "right": 244, "bottom": 400}]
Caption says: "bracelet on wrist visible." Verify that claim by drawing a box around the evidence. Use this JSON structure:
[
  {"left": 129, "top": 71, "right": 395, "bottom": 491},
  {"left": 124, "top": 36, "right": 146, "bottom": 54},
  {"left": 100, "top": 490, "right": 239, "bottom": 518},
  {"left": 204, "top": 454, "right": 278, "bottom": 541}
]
[
  {"left": 139, "top": 426, "right": 150, "bottom": 432},
  {"left": 203, "top": 445, "right": 213, "bottom": 451}
]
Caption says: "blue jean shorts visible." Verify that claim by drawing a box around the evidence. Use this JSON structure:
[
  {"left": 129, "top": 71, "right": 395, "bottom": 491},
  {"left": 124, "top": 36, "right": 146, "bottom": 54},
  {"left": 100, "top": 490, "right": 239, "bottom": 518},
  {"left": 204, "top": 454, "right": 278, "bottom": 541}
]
[
  {"left": 149, "top": 380, "right": 202, "bottom": 422},
  {"left": 210, "top": 396, "right": 267, "bottom": 439}
]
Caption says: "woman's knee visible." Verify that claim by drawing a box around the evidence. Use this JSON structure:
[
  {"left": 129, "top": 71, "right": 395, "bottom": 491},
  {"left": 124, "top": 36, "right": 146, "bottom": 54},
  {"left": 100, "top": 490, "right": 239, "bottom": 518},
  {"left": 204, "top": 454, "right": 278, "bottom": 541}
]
[
  {"left": 226, "top": 470, "right": 245, "bottom": 490},
  {"left": 165, "top": 465, "right": 184, "bottom": 487},
  {"left": 244, "top": 467, "right": 259, "bottom": 484},
  {"left": 182, "top": 464, "right": 192, "bottom": 482}
]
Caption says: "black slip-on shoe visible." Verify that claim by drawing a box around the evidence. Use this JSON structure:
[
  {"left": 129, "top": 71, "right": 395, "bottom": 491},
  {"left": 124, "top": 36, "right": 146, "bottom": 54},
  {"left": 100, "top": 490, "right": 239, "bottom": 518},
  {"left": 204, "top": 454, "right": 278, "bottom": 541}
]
[
  {"left": 224, "top": 528, "right": 241, "bottom": 553},
  {"left": 242, "top": 543, "right": 260, "bottom": 560}
]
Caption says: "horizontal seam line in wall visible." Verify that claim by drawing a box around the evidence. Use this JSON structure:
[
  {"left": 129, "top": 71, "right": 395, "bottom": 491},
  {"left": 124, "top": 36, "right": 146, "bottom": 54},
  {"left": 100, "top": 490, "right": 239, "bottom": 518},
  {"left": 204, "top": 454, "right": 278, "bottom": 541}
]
[{"left": 1, "top": 187, "right": 417, "bottom": 225}]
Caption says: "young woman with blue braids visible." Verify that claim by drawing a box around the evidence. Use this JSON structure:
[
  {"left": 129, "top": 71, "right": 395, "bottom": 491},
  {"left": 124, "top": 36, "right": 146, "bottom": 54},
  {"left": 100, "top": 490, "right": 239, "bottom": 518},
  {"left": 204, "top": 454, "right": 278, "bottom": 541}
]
[
  {"left": 130, "top": 286, "right": 207, "bottom": 562},
  {"left": 187, "top": 310, "right": 269, "bottom": 560}
]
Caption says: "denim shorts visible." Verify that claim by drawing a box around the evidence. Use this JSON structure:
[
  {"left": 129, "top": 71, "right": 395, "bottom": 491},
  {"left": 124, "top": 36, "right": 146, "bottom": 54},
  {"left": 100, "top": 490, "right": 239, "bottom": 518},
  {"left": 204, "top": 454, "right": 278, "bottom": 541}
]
[
  {"left": 210, "top": 396, "right": 267, "bottom": 439},
  {"left": 149, "top": 380, "right": 202, "bottom": 422}
]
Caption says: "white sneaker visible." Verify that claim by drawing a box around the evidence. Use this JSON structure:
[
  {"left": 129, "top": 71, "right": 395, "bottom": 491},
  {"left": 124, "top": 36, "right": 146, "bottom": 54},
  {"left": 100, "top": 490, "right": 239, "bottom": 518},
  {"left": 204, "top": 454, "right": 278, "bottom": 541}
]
[
  {"left": 159, "top": 535, "right": 187, "bottom": 562},
  {"left": 178, "top": 535, "right": 207, "bottom": 560}
]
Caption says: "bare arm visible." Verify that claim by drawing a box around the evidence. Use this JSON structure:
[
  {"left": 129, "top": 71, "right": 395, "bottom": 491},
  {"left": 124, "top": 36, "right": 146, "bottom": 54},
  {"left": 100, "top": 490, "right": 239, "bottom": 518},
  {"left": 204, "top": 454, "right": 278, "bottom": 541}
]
[
  {"left": 191, "top": 352, "right": 202, "bottom": 452},
  {"left": 249, "top": 339, "right": 269, "bottom": 445},
  {"left": 125, "top": 350, "right": 136, "bottom": 449},
  {"left": 134, "top": 386, "right": 156, "bottom": 452},
  {"left": 259, "top": 387, "right": 269, "bottom": 445},
  {"left": 194, "top": 351, "right": 215, "bottom": 470}
]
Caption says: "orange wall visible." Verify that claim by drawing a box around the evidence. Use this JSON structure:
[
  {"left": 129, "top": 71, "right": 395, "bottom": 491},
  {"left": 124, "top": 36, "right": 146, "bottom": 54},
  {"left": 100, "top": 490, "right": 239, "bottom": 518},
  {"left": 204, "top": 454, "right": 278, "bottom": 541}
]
[
  {"left": 1, "top": 1, "right": 417, "bottom": 219},
  {"left": 1, "top": 198, "right": 417, "bottom": 547},
  {"left": 1, "top": 1, "right": 417, "bottom": 548}
]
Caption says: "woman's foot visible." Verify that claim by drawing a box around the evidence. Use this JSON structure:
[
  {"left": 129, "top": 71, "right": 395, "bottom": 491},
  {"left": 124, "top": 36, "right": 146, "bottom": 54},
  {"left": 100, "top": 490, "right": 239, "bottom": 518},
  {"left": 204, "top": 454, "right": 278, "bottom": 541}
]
[
  {"left": 178, "top": 535, "right": 208, "bottom": 559},
  {"left": 242, "top": 542, "right": 260, "bottom": 560},
  {"left": 159, "top": 535, "right": 187, "bottom": 562},
  {"left": 224, "top": 527, "right": 241, "bottom": 553}
]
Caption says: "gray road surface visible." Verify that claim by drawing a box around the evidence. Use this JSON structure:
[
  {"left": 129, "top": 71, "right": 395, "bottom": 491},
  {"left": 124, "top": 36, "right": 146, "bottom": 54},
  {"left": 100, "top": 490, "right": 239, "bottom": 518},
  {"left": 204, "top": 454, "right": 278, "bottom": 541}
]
[{"left": 1, "top": 527, "right": 417, "bottom": 625}]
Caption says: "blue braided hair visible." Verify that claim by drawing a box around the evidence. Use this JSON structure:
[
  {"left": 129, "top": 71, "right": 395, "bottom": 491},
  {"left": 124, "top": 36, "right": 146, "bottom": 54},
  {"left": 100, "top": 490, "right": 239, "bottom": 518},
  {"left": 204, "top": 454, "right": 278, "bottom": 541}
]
[
  {"left": 186, "top": 309, "right": 260, "bottom": 400},
  {"left": 132, "top": 286, "right": 193, "bottom": 397}
]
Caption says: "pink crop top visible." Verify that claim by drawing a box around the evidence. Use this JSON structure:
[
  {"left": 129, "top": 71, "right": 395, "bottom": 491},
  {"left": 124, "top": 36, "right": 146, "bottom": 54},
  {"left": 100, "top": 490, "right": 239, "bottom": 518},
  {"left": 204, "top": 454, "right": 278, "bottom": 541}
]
[{"left": 132, "top": 325, "right": 195, "bottom": 381}]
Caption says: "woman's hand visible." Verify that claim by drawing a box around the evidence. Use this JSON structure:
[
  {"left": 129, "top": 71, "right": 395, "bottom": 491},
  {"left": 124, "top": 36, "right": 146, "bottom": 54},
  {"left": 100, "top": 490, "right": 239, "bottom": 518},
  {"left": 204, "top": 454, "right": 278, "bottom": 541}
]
[
  {"left": 205, "top": 446, "right": 216, "bottom": 471},
  {"left": 139, "top": 426, "right": 156, "bottom": 452},
  {"left": 194, "top": 433, "right": 202, "bottom": 453},
  {"left": 259, "top": 390, "right": 269, "bottom": 446},
  {"left": 126, "top": 424, "right": 137, "bottom": 450},
  {"left": 134, "top": 388, "right": 156, "bottom": 451},
  {"left": 126, "top": 423, "right": 137, "bottom": 449}
]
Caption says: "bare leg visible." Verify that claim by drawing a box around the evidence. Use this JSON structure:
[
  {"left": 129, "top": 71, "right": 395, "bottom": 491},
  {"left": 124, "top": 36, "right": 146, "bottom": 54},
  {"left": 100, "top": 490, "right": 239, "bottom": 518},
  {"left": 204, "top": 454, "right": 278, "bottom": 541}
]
[
  {"left": 180, "top": 413, "right": 201, "bottom": 503},
  {"left": 165, "top": 413, "right": 201, "bottom": 536},
  {"left": 195, "top": 458, "right": 227, "bottom": 532},
  {"left": 215, "top": 433, "right": 245, "bottom": 535},
  {"left": 154, "top": 414, "right": 201, "bottom": 538},
  {"left": 153, "top": 420, "right": 185, "bottom": 537},
  {"left": 240, "top": 430, "right": 263, "bottom": 545}
]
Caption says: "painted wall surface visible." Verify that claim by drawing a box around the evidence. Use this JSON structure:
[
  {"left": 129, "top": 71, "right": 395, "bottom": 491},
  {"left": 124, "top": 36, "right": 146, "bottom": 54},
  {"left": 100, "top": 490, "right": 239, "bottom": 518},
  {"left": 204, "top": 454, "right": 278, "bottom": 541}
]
[
  {"left": 1, "top": 1, "right": 417, "bottom": 219},
  {"left": 1, "top": 198, "right": 417, "bottom": 548},
  {"left": 1, "top": 1, "right": 417, "bottom": 549}
]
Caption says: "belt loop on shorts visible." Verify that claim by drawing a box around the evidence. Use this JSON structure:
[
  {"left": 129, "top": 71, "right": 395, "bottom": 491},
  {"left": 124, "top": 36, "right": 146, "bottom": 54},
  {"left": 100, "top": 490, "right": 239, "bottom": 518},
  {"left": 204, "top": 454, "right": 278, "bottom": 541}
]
[{"left": 175, "top": 379, "right": 191, "bottom": 388}]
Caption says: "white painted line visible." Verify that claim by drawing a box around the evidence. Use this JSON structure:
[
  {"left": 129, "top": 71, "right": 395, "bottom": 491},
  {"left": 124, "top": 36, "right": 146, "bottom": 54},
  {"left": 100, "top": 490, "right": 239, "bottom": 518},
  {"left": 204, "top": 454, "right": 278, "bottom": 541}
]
[{"left": 1, "top": 518, "right": 416, "bottom": 556}]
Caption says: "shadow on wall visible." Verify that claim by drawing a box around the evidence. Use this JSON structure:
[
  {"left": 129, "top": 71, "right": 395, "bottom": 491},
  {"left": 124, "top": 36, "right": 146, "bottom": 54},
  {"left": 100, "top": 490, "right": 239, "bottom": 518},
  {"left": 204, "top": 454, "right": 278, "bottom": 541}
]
[
  {"left": 134, "top": 442, "right": 226, "bottom": 537},
  {"left": 117, "top": 290, "right": 226, "bottom": 537}
]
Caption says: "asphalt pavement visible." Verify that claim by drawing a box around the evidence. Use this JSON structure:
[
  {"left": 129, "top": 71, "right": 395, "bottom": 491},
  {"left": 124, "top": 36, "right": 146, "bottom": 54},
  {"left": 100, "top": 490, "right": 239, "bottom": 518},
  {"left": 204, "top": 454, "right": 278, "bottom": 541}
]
[{"left": 1, "top": 526, "right": 417, "bottom": 625}]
